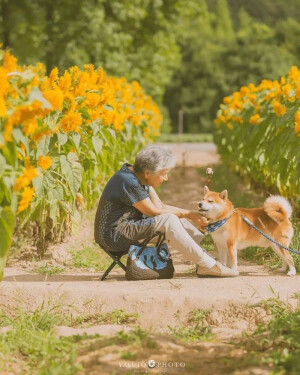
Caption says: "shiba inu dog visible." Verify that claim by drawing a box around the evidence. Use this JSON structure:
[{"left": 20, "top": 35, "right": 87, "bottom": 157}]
[{"left": 198, "top": 186, "right": 296, "bottom": 276}]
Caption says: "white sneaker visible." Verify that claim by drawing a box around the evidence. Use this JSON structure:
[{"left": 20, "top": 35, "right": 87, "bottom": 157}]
[{"left": 197, "top": 261, "right": 239, "bottom": 277}]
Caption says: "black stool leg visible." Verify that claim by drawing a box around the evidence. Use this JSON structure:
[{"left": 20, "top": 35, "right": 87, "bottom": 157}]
[
  {"left": 101, "top": 261, "right": 117, "bottom": 280},
  {"left": 115, "top": 259, "right": 126, "bottom": 271},
  {"left": 99, "top": 247, "right": 127, "bottom": 280}
]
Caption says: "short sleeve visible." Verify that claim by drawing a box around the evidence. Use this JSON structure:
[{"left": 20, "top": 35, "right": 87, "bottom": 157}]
[{"left": 119, "top": 180, "right": 149, "bottom": 206}]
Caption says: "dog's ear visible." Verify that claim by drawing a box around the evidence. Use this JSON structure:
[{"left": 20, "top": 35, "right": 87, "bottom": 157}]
[
  {"left": 204, "top": 185, "right": 209, "bottom": 196},
  {"left": 220, "top": 190, "right": 228, "bottom": 200}
]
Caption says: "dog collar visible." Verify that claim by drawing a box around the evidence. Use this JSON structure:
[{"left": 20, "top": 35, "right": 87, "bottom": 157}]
[{"left": 206, "top": 210, "right": 235, "bottom": 233}]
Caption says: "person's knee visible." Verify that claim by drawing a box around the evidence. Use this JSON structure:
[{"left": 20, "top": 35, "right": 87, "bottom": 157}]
[
  {"left": 155, "top": 213, "right": 180, "bottom": 228},
  {"left": 180, "top": 218, "right": 190, "bottom": 226},
  {"left": 168, "top": 213, "right": 181, "bottom": 223},
  {"left": 164, "top": 213, "right": 182, "bottom": 230}
]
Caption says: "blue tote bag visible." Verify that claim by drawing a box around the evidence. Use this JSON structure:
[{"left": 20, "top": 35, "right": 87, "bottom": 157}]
[{"left": 125, "top": 232, "right": 175, "bottom": 281}]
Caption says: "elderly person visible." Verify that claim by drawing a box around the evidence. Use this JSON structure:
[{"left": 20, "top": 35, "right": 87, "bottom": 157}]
[{"left": 94, "top": 145, "right": 238, "bottom": 277}]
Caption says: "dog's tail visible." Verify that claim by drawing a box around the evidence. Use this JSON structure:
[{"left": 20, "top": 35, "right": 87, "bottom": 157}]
[{"left": 263, "top": 195, "right": 292, "bottom": 222}]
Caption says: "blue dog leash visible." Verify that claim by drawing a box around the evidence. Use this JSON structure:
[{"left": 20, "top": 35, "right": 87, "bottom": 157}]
[{"left": 241, "top": 215, "right": 300, "bottom": 256}]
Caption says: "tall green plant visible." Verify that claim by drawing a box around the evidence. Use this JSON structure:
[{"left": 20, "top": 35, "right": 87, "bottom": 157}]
[
  {"left": 0, "top": 49, "right": 161, "bottom": 279},
  {"left": 214, "top": 66, "right": 300, "bottom": 209}
]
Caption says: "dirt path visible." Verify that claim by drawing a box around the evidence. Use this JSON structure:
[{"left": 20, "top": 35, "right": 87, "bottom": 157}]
[
  {"left": 1, "top": 143, "right": 299, "bottom": 374},
  {"left": 158, "top": 142, "right": 220, "bottom": 167},
  {"left": 2, "top": 143, "right": 300, "bottom": 324}
]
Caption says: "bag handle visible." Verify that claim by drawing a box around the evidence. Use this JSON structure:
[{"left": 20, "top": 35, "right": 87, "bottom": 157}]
[
  {"left": 137, "top": 231, "right": 166, "bottom": 256},
  {"left": 140, "top": 231, "right": 165, "bottom": 247}
]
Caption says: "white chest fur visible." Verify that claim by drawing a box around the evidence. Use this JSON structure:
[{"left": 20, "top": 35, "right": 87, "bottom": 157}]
[{"left": 211, "top": 227, "right": 228, "bottom": 248}]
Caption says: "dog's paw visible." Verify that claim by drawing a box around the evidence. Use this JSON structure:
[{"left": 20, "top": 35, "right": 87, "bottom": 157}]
[
  {"left": 287, "top": 267, "right": 296, "bottom": 276},
  {"left": 278, "top": 264, "right": 288, "bottom": 272}
]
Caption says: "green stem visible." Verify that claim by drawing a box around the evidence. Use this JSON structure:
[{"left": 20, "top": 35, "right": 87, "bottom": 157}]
[
  {"left": 38, "top": 198, "right": 46, "bottom": 257},
  {"left": 57, "top": 216, "right": 65, "bottom": 243},
  {"left": 51, "top": 170, "right": 66, "bottom": 181},
  {"left": 0, "top": 256, "right": 7, "bottom": 281}
]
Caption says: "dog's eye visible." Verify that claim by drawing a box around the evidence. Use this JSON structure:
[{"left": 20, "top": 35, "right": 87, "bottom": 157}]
[{"left": 208, "top": 200, "right": 214, "bottom": 203}]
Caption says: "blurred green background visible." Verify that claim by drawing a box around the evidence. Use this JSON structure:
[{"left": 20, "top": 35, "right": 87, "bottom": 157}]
[{"left": 1, "top": 0, "right": 299, "bottom": 134}]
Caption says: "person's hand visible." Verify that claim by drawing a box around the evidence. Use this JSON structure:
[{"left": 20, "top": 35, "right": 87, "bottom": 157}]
[{"left": 187, "top": 211, "right": 208, "bottom": 227}]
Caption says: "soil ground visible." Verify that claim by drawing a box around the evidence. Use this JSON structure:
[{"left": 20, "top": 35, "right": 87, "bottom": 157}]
[{"left": 1, "top": 143, "right": 299, "bottom": 375}]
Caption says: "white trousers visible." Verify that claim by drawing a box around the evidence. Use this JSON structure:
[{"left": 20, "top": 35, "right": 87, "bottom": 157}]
[{"left": 153, "top": 213, "right": 216, "bottom": 268}]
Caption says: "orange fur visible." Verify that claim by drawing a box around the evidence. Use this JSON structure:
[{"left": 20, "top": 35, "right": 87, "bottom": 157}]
[{"left": 198, "top": 187, "right": 295, "bottom": 276}]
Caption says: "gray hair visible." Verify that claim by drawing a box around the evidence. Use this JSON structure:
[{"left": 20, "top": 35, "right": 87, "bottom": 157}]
[{"left": 133, "top": 145, "right": 176, "bottom": 174}]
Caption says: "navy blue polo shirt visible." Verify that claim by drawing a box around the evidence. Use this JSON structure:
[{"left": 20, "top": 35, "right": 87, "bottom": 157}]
[{"left": 94, "top": 163, "right": 156, "bottom": 252}]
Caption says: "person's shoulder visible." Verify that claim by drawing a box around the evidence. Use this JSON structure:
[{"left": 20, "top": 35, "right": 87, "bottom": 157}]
[
  {"left": 119, "top": 169, "right": 138, "bottom": 186},
  {"left": 112, "top": 164, "right": 138, "bottom": 185}
]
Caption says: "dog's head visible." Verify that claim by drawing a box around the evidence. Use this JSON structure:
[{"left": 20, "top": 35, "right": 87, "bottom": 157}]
[{"left": 198, "top": 186, "right": 232, "bottom": 220}]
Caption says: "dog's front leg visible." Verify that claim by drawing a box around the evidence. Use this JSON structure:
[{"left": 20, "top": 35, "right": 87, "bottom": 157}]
[
  {"left": 212, "top": 233, "right": 228, "bottom": 266},
  {"left": 227, "top": 241, "right": 238, "bottom": 269},
  {"left": 217, "top": 246, "right": 228, "bottom": 266}
]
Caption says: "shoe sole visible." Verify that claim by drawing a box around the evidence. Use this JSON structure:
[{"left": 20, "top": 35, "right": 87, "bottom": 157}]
[{"left": 197, "top": 274, "right": 239, "bottom": 278}]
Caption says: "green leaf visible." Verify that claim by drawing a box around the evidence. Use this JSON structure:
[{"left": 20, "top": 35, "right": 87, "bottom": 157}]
[
  {"left": 58, "top": 200, "right": 71, "bottom": 215},
  {"left": 60, "top": 153, "right": 83, "bottom": 198},
  {"left": 32, "top": 171, "right": 55, "bottom": 196},
  {"left": 0, "top": 154, "right": 6, "bottom": 177},
  {"left": 88, "top": 150, "right": 97, "bottom": 161},
  {"left": 32, "top": 175, "right": 44, "bottom": 197},
  {"left": 49, "top": 133, "right": 58, "bottom": 150},
  {"left": 258, "top": 153, "right": 265, "bottom": 166},
  {"left": 19, "top": 198, "right": 41, "bottom": 229},
  {"left": 107, "top": 128, "right": 116, "bottom": 138},
  {"left": 78, "top": 107, "right": 90, "bottom": 120},
  {"left": 72, "top": 133, "right": 81, "bottom": 151},
  {"left": 0, "top": 133, "right": 4, "bottom": 147},
  {"left": 49, "top": 201, "right": 58, "bottom": 221},
  {"left": 36, "top": 135, "right": 50, "bottom": 157},
  {"left": 2, "top": 141, "right": 16, "bottom": 168},
  {"left": 29, "top": 87, "right": 52, "bottom": 109},
  {"left": 0, "top": 206, "right": 16, "bottom": 280},
  {"left": 8, "top": 69, "right": 34, "bottom": 80},
  {"left": 52, "top": 183, "right": 64, "bottom": 201},
  {"left": 58, "top": 133, "right": 68, "bottom": 146},
  {"left": 92, "top": 136, "right": 103, "bottom": 154},
  {"left": 90, "top": 121, "right": 100, "bottom": 135},
  {"left": 12, "top": 128, "right": 27, "bottom": 144}
]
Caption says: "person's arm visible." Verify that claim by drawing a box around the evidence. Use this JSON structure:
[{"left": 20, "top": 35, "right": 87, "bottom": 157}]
[
  {"left": 148, "top": 186, "right": 188, "bottom": 214},
  {"left": 133, "top": 187, "right": 208, "bottom": 227}
]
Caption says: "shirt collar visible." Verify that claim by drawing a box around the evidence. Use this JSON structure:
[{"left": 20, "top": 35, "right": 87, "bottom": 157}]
[{"left": 122, "top": 163, "right": 148, "bottom": 189}]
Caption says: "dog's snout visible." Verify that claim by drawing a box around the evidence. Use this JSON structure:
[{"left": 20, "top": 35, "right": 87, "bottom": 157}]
[{"left": 198, "top": 202, "right": 203, "bottom": 209}]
